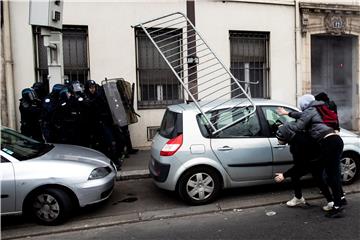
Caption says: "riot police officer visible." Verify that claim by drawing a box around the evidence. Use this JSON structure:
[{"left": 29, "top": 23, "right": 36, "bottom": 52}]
[
  {"left": 32, "top": 82, "right": 47, "bottom": 102},
  {"left": 84, "top": 80, "right": 123, "bottom": 169},
  {"left": 19, "top": 88, "right": 43, "bottom": 141},
  {"left": 41, "top": 84, "right": 65, "bottom": 142}
]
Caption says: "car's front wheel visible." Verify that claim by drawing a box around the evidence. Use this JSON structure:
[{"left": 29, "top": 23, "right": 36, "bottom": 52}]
[
  {"left": 26, "top": 188, "right": 73, "bottom": 225},
  {"left": 340, "top": 152, "right": 359, "bottom": 185},
  {"left": 178, "top": 167, "right": 221, "bottom": 205}
]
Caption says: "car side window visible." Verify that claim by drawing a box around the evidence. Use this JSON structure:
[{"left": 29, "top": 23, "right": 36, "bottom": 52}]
[
  {"left": 215, "top": 108, "right": 261, "bottom": 138},
  {"left": 261, "top": 106, "right": 296, "bottom": 135}
]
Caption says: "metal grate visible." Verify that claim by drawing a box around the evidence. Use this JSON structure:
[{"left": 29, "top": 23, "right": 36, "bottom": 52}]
[{"left": 133, "top": 12, "right": 256, "bottom": 135}]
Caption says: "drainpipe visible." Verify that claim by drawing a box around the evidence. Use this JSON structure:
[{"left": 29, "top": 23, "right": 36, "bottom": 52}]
[
  {"left": 294, "top": 0, "right": 302, "bottom": 105},
  {"left": 3, "top": 0, "right": 16, "bottom": 129}
]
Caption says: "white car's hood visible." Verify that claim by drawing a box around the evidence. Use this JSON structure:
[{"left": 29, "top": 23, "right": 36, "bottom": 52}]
[{"left": 37, "top": 144, "right": 112, "bottom": 167}]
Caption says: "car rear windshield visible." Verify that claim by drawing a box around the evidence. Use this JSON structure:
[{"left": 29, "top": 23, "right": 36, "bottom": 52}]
[
  {"left": 159, "top": 109, "right": 183, "bottom": 139},
  {"left": 1, "top": 128, "right": 54, "bottom": 161}
]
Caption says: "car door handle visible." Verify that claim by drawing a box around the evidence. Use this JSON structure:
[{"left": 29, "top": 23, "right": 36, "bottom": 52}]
[
  {"left": 273, "top": 145, "right": 287, "bottom": 149},
  {"left": 218, "top": 146, "right": 233, "bottom": 151}
]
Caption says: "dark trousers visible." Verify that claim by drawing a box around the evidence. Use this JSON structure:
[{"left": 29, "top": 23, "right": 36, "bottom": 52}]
[
  {"left": 290, "top": 160, "right": 332, "bottom": 202},
  {"left": 319, "top": 135, "right": 344, "bottom": 207},
  {"left": 287, "top": 132, "right": 332, "bottom": 201}
]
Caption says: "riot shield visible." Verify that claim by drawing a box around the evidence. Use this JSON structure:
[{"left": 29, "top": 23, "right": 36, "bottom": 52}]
[
  {"left": 116, "top": 79, "right": 139, "bottom": 124},
  {"left": 102, "top": 79, "right": 128, "bottom": 127}
]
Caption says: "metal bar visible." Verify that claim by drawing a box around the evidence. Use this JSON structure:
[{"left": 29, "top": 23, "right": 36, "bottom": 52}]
[
  {"left": 194, "top": 77, "right": 234, "bottom": 94},
  {"left": 199, "top": 80, "right": 234, "bottom": 99},
  {"left": 188, "top": 71, "right": 228, "bottom": 88},
  {"left": 144, "top": 15, "right": 184, "bottom": 30},
  {"left": 202, "top": 91, "right": 245, "bottom": 109},
  {"left": 158, "top": 32, "right": 196, "bottom": 50},
  {"left": 211, "top": 107, "right": 247, "bottom": 126},
  {"left": 213, "top": 109, "right": 256, "bottom": 135},
  {"left": 147, "top": 20, "right": 187, "bottom": 35},
  {"left": 183, "top": 14, "right": 252, "bottom": 98},
  {"left": 139, "top": 22, "right": 217, "bottom": 132},
  {"left": 132, "top": 12, "right": 183, "bottom": 28},
  {"left": 165, "top": 42, "right": 206, "bottom": 60},
  {"left": 184, "top": 65, "right": 223, "bottom": 82},
  {"left": 161, "top": 37, "right": 200, "bottom": 55},
  {"left": 174, "top": 56, "right": 216, "bottom": 73},
  {"left": 153, "top": 28, "right": 185, "bottom": 42}
]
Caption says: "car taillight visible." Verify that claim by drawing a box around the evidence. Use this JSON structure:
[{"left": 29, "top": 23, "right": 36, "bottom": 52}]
[{"left": 160, "top": 134, "right": 183, "bottom": 156}]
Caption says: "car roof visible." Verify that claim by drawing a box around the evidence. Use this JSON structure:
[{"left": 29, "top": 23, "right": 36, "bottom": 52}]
[{"left": 168, "top": 98, "right": 298, "bottom": 113}]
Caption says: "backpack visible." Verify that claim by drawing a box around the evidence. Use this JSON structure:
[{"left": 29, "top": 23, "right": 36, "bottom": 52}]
[{"left": 315, "top": 104, "right": 340, "bottom": 131}]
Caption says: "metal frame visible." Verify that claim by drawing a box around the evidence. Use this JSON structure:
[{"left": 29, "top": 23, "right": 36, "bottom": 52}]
[{"left": 133, "top": 12, "right": 256, "bottom": 135}]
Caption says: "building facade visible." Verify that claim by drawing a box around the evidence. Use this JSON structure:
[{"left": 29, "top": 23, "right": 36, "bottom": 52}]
[{"left": 1, "top": 0, "right": 359, "bottom": 148}]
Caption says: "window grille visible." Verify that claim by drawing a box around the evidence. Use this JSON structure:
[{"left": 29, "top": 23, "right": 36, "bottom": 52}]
[
  {"left": 33, "top": 26, "right": 90, "bottom": 87},
  {"left": 135, "top": 28, "right": 184, "bottom": 109},
  {"left": 230, "top": 31, "right": 269, "bottom": 98}
]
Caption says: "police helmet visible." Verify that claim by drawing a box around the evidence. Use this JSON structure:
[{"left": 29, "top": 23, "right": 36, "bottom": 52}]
[
  {"left": 59, "top": 87, "right": 71, "bottom": 102},
  {"left": 71, "top": 80, "right": 84, "bottom": 94},
  {"left": 32, "top": 82, "right": 47, "bottom": 99},
  {"left": 21, "top": 88, "right": 37, "bottom": 102},
  {"left": 52, "top": 84, "right": 65, "bottom": 94},
  {"left": 85, "top": 80, "right": 96, "bottom": 89}
]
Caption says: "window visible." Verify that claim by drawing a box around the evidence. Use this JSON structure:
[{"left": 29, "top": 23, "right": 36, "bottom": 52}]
[
  {"left": 135, "top": 28, "right": 184, "bottom": 108},
  {"left": 1, "top": 128, "right": 54, "bottom": 161},
  {"left": 261, "top": 106, "right": 296, "bottom": 135},
  {"left": 33, "top": 26, "right": 90, "bottom": 88},
  {"left": 197, "top": 107, "right": 261, "bottom": 138},
  {"left": 230, "top": 31, "right": 269, "bottom": 98},
  {"left": 159, "top": 110, "right": 183, "bottom": 139}
]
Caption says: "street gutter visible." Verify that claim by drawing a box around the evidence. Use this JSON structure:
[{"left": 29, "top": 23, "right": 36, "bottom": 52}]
[{"left": 2, "top": 188, "right": 359, "bottom": 240}]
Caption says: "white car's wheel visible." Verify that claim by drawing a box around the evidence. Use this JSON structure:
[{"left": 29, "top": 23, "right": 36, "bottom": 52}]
[
  {"left": 178, "top": 167, "right": 221, "bottom": 205},
  {"left": 340, "top": 153, "right": 359, "bottom": 185},
  {"left": 27, "top": 188, "right": 73, "bottom": 225}
]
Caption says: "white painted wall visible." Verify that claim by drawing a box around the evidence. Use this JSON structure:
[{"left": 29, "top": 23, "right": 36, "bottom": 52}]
[
  {"left": 63, "top": 1, "right": 186, "bottom": 147},
  {"left": 8, "top": 0, "right": 357, "bottom": 147},
  {"left": 196, "top": 0, "right": 296, "bottom": 105},
  {"left": 10, "top": 0, "right": 186, "bottom": 148},
  {"left": 9, "top": 1, "right": 37, "bottom": 129}
]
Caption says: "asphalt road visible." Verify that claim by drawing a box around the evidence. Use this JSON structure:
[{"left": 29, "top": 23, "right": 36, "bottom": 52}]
[
  {"left": 12, "top": 193, "right": 360, "bottom": 240},
  {"left": 2, "top": 178, "right": 360, "bottom": 240}
]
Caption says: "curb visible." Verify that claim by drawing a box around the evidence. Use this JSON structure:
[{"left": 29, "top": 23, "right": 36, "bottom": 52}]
[
  {"left": 116, "top": 169, "right": 150, "bottom": 181},
  {"left": 3, "top": 190, "right": 359, "bottom": 240}
]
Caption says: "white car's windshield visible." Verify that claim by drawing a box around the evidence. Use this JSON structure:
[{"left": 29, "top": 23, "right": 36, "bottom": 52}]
[{"left": 1, "top": 127, "right": 54, "bottom": 160}]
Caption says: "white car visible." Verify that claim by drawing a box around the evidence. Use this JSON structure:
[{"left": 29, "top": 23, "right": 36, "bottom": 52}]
[
  {"left": 1, "top": 127, "right": 116, "bottom": 225},
  {"left": 150, "top": 99, "right": 360, "bottom": 205}
]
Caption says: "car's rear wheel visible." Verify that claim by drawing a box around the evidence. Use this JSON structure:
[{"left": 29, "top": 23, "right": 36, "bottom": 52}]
[
  {"left": 178, "top": 167, "right": 221, "bottom": 205},
  {"left": 340, "top": 152, "right": 359, "bottom": 185},
  {"left": 26, "top": 188, "right": 73, "bottom": 225}
]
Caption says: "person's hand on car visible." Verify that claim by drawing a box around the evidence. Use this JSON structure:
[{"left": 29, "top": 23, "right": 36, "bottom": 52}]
[
  {"left": 276, "top": 107, "right": 289, "bottom": 116},
  {"left": 274, "top": 173, "right": 284, "bottom": 183}
]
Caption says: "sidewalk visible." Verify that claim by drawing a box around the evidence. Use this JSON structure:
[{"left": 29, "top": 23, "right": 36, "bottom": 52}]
[{"left": 117, "top": 150, "right": 151, "bottom": 180}]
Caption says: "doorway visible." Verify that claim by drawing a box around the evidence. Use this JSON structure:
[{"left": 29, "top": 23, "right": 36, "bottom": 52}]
[{"left": 311, "top": 35, "right": 358, "bottom": 130}]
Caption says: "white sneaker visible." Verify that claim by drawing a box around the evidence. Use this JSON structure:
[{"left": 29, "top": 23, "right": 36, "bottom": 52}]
[
  {"left": 286, "top": 197, "right": 306, "bottom": 207},
  {"left": 322, "top": 201, "right": 334, "bottom": 211}
]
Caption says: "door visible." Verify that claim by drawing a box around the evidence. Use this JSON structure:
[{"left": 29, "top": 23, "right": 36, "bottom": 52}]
[
  {"left": 311, "top": 35, "right": 356, "bottom": 129},
  {"left": 260, "top": 106, "right": 295, "bottom": 175},
  {"left": 210, "top": 108, "right": 273, "bottom": 181},
  {"left": 1, "top": 155, "right": 16, "bottom": 213}
]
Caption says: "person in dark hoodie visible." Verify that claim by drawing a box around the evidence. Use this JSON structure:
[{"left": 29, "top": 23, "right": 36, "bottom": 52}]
[
  {"left": 274, "top": 130, "right": 333, "bottom": 208},
  {"left": 275, "top": 94, "right": 345, "bottom": 218}
]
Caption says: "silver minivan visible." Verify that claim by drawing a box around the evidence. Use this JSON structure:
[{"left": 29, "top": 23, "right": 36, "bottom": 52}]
[{"left": 150, "top": 99, "right": 360, "bottom": 205}]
